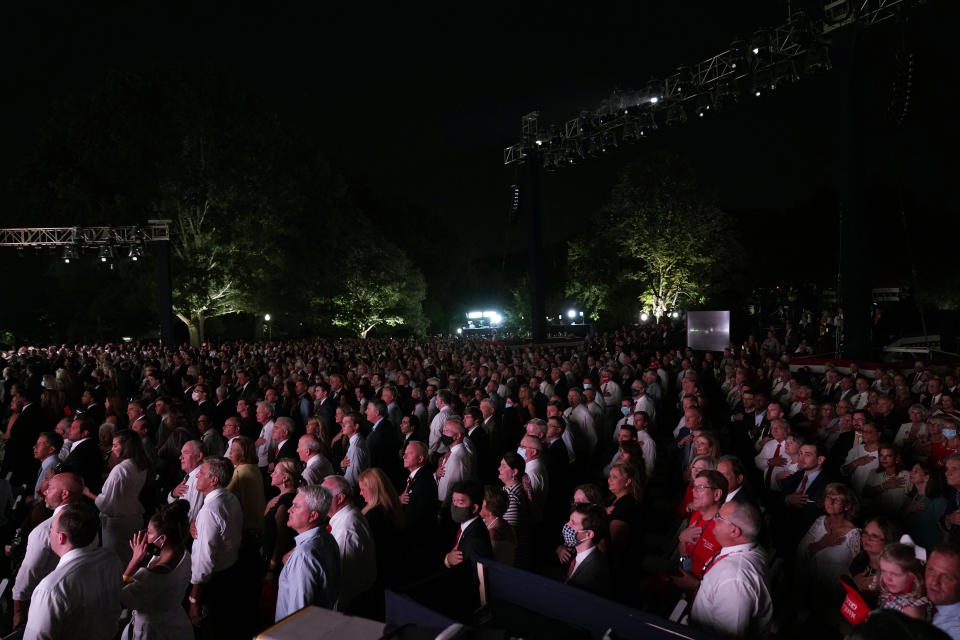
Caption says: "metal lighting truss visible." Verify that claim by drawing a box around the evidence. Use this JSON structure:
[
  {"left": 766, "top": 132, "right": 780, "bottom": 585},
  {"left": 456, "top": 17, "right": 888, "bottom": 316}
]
[
  {"left": 504, "top": 0, "right": 923, "bottom": 168},
  {"left": 0, "top": 220, "right": 171, "bottom": 247}
]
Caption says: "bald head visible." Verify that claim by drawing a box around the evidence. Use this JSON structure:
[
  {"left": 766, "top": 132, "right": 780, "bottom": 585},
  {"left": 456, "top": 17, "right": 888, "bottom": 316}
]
[{"left": 45, "top": 472, "right": 83, "bottom": 510}]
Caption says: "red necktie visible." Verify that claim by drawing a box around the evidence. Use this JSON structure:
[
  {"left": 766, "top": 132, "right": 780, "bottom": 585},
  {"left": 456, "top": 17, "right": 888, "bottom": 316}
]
[
  {"left": 522, "top": 473, "right": 534, "bottom": 503},
  {"left": 765, "top": 442, "right": 781, "bottom": 488},
  {"left": 797, "top": 474, "right": 808, "bottom": 495},
  {"left": 567, "top": 556, "right": 577, "bottom": 577},
  {"left": 454, "top": 526, "right": 463, "bottom": 550}
]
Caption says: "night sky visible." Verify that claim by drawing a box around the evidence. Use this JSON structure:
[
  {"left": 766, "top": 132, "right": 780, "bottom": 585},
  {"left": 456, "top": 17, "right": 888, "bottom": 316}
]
[{"left": 4, "top": 0, "right": 957, "bottom": 286}]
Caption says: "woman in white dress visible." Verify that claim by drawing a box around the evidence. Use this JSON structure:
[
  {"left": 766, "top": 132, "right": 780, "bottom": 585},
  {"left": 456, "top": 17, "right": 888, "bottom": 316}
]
[
  {"left": 797, "top": 482, "right": 863, "bottom": 594},
  {"left": 82, "top": 429, "right": 149, "bottom": 565},
  {"left": 120, "top": 500, "right": 193, "bottom": 640}
]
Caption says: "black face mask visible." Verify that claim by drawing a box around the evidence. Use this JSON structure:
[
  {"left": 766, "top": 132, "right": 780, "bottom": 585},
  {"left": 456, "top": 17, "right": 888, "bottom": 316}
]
[
  {"left": 440, "top": 434, "right": 454, "bottom": 447},
  {"left": 451, "top": 505, "right": 474, "bottom": 523}
]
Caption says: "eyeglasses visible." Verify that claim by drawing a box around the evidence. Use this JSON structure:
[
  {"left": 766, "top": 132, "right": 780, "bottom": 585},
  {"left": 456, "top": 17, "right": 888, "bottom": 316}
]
[
  {"left": 692, "top": 485, "right": 716, "bottom": 492},
  {"left": 714, "top": 513, "right": 739, "bottom": 529}
]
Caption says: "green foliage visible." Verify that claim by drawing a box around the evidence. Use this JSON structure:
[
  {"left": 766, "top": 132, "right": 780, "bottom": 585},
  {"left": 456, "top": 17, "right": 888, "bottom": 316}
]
[
  {"left": 8, "top": 69, "right": 427, "bottom": 344},
  {"left": 328, "top": 240, "right": 427, "bottom": 339},
  {"left": 568, "top": 153, "right": 742, "bottom": 320}
]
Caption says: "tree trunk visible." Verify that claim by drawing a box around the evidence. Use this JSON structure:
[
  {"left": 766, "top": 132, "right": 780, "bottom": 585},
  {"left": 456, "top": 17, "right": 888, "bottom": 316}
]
[{"left": 185, "top": 314, "right": 205, "bottom": 347}]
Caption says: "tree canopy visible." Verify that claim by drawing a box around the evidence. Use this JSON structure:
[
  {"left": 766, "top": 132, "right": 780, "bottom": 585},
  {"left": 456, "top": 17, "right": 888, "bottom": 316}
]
[
  {"left": 6, "top": 70, "right": 427, "bottom": 344},
  {"left": 568, "top": 153, "right": 743, "bottom": 321}
]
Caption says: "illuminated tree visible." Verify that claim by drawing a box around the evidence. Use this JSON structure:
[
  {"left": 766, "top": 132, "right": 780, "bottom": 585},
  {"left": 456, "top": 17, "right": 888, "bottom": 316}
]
[{"left": 568, "top": 154, "right": 742, "bottom": 320}]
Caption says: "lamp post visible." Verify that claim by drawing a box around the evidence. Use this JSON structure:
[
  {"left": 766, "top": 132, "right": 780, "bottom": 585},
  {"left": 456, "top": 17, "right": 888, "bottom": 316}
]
[{"left": 264, "top": 314, "right": 272, "bottom": 340}]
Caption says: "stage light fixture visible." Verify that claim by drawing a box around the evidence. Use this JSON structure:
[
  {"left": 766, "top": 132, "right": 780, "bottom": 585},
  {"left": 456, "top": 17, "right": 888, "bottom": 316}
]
[
  {"left": 62, "top": 246, "right": 78, "bottom": 263},
  {"left": 695, "top": 94, "right": 711, "bottom": 118},
  {"left": 99, "top": 246, "right": 114, "bottom": 263},
  {"left": 804, "top": 40, "right": 832, "bottom": 74},
  {"left": 128, "top": 243, "right": 144, "bottom": 261}
]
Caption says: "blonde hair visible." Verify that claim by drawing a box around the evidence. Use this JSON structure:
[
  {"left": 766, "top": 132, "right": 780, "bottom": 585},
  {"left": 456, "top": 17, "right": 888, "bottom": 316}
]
[
  {"left": 358, "top": 468, "right": 403, "bottom": 527},
  {"left": 274, "top": 458, "right": 303, "bottom": 489},
  {"left": 879, "top": 543, "right": 925, "bottom": 600}
]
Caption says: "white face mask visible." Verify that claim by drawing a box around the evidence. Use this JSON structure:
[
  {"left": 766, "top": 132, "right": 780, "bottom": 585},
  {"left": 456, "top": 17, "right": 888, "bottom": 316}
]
[{"left": 516, "top": 447, "right": 527, "bottom": 461}]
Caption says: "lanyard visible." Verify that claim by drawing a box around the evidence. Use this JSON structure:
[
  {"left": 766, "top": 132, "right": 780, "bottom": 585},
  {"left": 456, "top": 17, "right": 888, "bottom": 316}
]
[{"left": 702, "top": 548, "right": 748, "bottom": 577}]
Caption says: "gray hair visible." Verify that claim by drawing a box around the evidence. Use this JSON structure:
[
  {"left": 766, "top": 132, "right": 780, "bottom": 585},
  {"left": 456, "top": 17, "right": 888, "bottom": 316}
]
[
  {"left": 184, "top": 440, "right": 204, "bottom": 457},
  {"left": 202, "top": 456, "right": 235, "bottom": 488},
  {"left": 274, "top": 416, "right": 295, "bottom": 435},
  {"left": 322, "top": 474, "right": 352, "bottom": 499},
  {"left": 525, "top": 419, "right": 547, "bottom": 438},
  {"left": 727, "top": 501, "right": 761, "bottom": 541},
  {"left": 216, "top": 385, "right": 230, "bottom": 400},
  {"left": 299, "top": 485, "right": 333, "bottom": 518},
  {"left": 256, "top": 401, "right": 275, "bottom": 418},
  {"left": 300, "top": 434, "right": 322, "bottom": 455},
  {"left": 99, "top": 422, "right": 116, "bottom": 438}
]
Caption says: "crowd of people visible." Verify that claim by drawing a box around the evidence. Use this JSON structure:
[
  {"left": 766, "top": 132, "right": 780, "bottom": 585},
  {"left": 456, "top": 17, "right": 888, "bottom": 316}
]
[{"left": 0, "top": 328, "right": 959, "bottom": 639}]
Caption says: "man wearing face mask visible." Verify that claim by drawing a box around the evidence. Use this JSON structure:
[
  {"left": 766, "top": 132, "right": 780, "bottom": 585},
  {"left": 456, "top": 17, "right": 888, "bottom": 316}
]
[
  {"left": 517, "top": 435, "right": 548, "bottom": 523},
  {"left": 600, "top": 370, "right": 622, "bottom": 412},
  {"left": 436, "top": 417, "right": 476, "bottom": 503},
  {"left": 561, "top": 503, "right": 610, "bottom": 597},
  {"left": 443, "top": 480, "right": 493, "bottom": 570}
]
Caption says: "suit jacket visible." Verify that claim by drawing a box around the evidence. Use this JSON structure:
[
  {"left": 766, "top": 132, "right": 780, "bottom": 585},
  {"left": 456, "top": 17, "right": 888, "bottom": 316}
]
[
  {"left": 2, "top": 404, "right": 43, "bottom": 485},
  {"left": 270, "top": 437, "right": 299, "bottom": 465},
  {"left": 367, "top": 420, "right": 403, "bottom": 488},
  {"left": 455, "top": 517, "right": 493, "bottom": 564},
  {"left": 403, "top": 467, "right": 439, "bottom": 539},
  {"left": 566, "top": 548, "right": 611, "bottom": 598},
  {"left": 467, "top": 426, "right": 494, "bottom": 483},
  {"left": 63, "top": 438, "right": 105, "bottom": 493},
  {"left": 192, "top": 400, "right": 215, "bottom": 422}
]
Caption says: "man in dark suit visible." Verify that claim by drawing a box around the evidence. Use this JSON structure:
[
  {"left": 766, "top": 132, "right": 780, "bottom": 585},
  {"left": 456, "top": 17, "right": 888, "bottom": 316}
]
[
  {"left": 191, "top": 383, "right": 215, "bottom": 423},
  {"left": 2, "top": 393, "right": 43, "bottom": 485},
  {"left": 775, "top": 442, "right": 834, "bottom": 556},
  {"left": 78, "top": 388, "right": 105, "bottom": 426},
  {"left": 563, "top": 504, "right": 611, "bottom": 598},
  {"left": 364, "top": 400, "right": 402, "bottom": 487},
  {"left": 400, "top": 441, "right": 439, "bottom": 576},
  {"left": 236, "top": 369, "right": 258, "bottom": 404},
  {"left": 268, "top": 417, "right": 299, "bottom": 469},
  {"left": 465, "top": 407, "right": 493, "bottom": 483},
  {"left": 443, "top": 479, "right": 493, "bottom": 571},
  {"left": 717, "top": 455, "right": 760, "bottom": 509},
  {"left": 62, "top": 416, "right": 105, "bottom": 493}
]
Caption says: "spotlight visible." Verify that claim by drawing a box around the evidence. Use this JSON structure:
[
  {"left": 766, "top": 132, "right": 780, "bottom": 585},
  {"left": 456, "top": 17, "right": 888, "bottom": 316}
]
[
  {"left": 671, "top": 311, "right": 680, "bottom": 319},
  {"left": 640, "top": 313, "right": 649, "bottom": 322},
  {"left": 99, "top": 246, "right": 114, "bottom": 263},
  {"left": 456, "top": 328, "right": 463, "bottom": 335},
  {"left": 128, "top": 243, "right": 143, "bottom": 261},
  {"left": 695, "top": 94, "right": 712, "bottom": 118},
  {"left": 644, "top": 79, "right": 663, "bottom": 105},
  {"left": 567, "top": 309, "right": 577, "bottom": 319},
  {"left": 728, "top": 40, "right": 746, "bottom": 69},
  {"left": 62, "top": 246, "right": 78, "bottom": 264}
]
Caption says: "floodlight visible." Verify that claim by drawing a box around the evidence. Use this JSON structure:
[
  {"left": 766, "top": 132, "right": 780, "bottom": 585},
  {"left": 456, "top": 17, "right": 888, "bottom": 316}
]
[
  {"left": 128, "top": 243, "right": 143, "bottom": 261},
  {"left": 98, "top": 246, "right": 114, "bottom": 263},
  {"left": 264, "top": 314, "right": 271, "bottom": 321},
  {"left": 567, "top": 309, "right": 576, "bottom": 319},
  {"left": 640, "top": 313, "right": 650, "bottom": 322},
  {"left": 62, "top": 246, "right": 78, "bottom": 264},
  {"left": 456, "top": 328, "right": 463, "bottom": 335},
  {"left": 672, "top": 311, "right": 680, "bottom": 318}
]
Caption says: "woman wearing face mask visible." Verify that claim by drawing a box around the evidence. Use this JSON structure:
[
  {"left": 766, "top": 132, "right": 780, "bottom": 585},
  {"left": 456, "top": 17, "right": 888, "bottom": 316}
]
[
  {"left": 498, "top": 453, "right": 533, "bottom": 570},
  {"left": 901, "top": 461, "right": 947, "bottom": 552},
  {"left": 120, "top": 500, "right": 193, "bottom": 640},
  {"left": 928, "top": 417, "right": 958, "bottom": 468}
]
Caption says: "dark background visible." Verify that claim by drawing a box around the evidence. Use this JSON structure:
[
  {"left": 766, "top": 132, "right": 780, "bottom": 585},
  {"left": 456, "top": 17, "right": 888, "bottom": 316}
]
[{"left": 2, "top": 0, "right": 957, "bottom": 343}]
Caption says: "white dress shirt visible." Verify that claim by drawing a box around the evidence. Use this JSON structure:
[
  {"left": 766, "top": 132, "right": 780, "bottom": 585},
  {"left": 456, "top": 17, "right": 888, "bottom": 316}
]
[
  {"left": 257, "top": 419, "right": 275, "bottom": 467},
  {"left": 303, "top": 453, "right": 335, "bottom": 486},
  {"left": 34, "top": 456, "right": 58, "bottom": 500},
  {"left": 168, "top": 465, "right": 204, "bottom": 523},
  {"left": 563, "top": 404, "right": 597, "bottom": 454},
  {"left": 428, "top": 406, "right": 451, "bottom": 455},
  {"left": 275, "top": 526, "right": 342, "bottom": 620},
  {"left": 637, "top": 429, "right": 656, "bottom": 479},
  {"left": 24, "top": 546, "right": 122, "bottom": 640},
  {"left": 328, "top": 504, "right": 376, "bottom": 605},
  {"left": 12, "top": 505, "right": 66, "bottom": 602},
  {"left": 436, "top": 442, "right": 476, "bottom": 502},
  {"left": 844, "top": 443, "right": 880, "bottom": 494},
  {"left": 754, "top": 438, "right": 789, "bottom": 490},
  {"left": 524, "top": 457, "right": 549, "bottom": 522},
  {"left": 343, "top": 433, "right": 369, "bottom": 488},
  {"left": 690, "top": 543, "right": 772, "bottom": 637},
  {"left": 191, "top": 488, "right": 243, "bottom": 585},
  {"left": 95, "top": 458, "right": 146, "bottom": 518}
]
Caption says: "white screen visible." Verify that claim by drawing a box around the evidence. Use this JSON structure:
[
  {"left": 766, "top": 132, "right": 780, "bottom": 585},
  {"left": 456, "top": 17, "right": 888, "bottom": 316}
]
[{"left": 686, "top": 310, "right": 731, "bottom": 352}]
